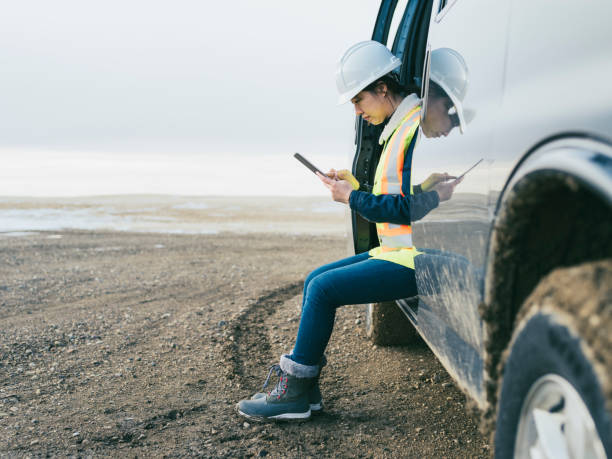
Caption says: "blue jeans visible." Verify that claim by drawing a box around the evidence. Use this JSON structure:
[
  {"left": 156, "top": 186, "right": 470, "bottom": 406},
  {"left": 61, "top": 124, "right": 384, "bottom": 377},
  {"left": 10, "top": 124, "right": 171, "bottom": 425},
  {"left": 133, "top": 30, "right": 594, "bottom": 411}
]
[{"left": 289, "top": 251, "right": 418, "bottom": 366}]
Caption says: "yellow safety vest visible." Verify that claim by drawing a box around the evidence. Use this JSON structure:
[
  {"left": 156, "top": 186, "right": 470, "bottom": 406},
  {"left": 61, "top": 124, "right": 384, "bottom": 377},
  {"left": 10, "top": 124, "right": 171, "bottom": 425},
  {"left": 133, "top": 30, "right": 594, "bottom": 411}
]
[{"left": 368, "top": 106, "right": 422, "bottom": 270}]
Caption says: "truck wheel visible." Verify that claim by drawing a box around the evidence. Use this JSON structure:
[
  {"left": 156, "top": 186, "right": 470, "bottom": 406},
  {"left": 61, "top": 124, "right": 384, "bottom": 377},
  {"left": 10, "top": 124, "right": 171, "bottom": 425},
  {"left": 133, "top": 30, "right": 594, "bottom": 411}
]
[
  {"left": 365, "top": 301, "right": 421, "bottom": 346},
  {"left": 494, "top": 260, "right": 612, "bottom": 458}
]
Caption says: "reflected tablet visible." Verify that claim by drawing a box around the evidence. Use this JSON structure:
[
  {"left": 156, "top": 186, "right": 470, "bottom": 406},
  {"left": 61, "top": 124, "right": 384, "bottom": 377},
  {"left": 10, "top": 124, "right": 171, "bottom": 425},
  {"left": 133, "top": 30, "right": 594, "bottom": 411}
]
[{"left": 457, "top": 158, "right": 483, "bottom": 179}]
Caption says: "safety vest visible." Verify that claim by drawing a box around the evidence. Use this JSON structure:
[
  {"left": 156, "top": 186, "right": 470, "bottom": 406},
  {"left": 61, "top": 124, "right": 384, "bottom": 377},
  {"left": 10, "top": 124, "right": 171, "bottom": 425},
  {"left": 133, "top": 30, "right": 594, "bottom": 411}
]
[{"left": 368, "top": 106, "right": 422, "bottom": 269}]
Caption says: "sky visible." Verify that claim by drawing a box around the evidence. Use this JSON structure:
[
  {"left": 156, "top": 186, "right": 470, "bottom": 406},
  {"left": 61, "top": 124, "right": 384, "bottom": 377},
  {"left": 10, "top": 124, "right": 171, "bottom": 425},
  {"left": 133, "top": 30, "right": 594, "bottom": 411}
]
[{"left": 0, "top": 1, "right": 382, "bottom": 196}]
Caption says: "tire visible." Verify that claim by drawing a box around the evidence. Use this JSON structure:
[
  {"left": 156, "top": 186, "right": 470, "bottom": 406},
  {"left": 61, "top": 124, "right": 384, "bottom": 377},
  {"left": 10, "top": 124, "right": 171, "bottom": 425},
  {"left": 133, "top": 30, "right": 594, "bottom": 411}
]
[
  {"left": 365, "top": 301, "right": 421, "bottom": 346},
  {"left": 494, "top": 260, "right": 612, "bottom": 458}
]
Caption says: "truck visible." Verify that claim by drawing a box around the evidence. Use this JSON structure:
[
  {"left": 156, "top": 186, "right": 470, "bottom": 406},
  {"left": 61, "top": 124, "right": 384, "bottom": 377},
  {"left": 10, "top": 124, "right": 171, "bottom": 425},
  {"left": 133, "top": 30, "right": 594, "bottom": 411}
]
[{"left": 351, "top": 1, "right": 612, "bottom": 456}]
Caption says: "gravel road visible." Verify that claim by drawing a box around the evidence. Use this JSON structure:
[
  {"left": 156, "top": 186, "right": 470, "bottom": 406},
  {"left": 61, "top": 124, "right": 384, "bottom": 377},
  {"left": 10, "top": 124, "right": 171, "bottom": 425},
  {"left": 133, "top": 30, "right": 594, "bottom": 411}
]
[{"left": 0, "top": 231, "right": 490, "bottom": 457}]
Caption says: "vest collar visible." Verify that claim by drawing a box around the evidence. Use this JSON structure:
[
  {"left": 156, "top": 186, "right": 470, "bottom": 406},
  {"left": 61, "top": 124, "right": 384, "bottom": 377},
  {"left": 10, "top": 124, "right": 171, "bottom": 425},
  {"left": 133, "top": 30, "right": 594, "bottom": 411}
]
[{"left": 378, "top": 93, "right": 421, "bottom": 145}]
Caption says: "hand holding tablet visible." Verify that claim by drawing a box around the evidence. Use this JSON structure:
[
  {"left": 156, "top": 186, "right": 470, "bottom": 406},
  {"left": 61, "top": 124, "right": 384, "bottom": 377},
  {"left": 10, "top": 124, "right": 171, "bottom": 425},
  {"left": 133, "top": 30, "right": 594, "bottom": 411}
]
[{"left": 294, "top": 153, "right": 360, "bottom": 190}]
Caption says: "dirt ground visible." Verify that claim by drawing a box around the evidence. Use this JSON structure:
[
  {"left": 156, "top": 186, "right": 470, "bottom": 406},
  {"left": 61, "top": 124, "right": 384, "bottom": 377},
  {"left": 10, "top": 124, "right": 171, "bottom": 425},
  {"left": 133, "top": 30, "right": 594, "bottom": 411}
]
[{"left": 0, "top": 230, "right": 490, "bottom": 457}]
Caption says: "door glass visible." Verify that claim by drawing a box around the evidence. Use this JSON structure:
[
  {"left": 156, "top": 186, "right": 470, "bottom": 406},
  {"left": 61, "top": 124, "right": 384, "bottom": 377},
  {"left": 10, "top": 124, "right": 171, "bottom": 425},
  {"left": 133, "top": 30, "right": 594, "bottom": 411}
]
[{"left": 387, "top": 0, "right": 410, "bottom": 48}]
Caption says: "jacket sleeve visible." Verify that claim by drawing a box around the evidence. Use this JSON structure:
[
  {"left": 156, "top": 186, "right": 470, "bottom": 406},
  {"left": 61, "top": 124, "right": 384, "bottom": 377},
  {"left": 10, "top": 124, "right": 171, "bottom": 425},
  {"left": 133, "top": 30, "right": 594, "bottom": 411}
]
[
  {"left": 349, "top": 188, "right": 439, "bottom": 224},
  {"left": 348, "top": 133, "right": 439, "bottom": 224},
  {"left": 349, "top": 190, "right": 411, "bottom": 224},
  {"left": 410, "top": 190, "right": 440, "bottom": 221}
]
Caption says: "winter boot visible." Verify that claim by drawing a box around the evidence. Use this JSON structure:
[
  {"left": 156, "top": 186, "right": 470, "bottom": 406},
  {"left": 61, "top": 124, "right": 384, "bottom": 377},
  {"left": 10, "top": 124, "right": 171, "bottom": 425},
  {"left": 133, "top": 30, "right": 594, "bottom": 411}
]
[
  {"left": 250, "top": 355, "right": 326, "bottom": 412},
  {"left": 236, "top": 355, "right": 318, "bottom": 421}
]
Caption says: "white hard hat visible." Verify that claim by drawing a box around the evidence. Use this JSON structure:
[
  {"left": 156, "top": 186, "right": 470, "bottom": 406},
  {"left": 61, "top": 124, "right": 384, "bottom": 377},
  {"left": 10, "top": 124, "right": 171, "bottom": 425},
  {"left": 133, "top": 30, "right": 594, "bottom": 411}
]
[
  {"left": 429, "top": 48, "right": 470, "bottom": 133},
  {"left": 336, "top": 41, "right": 402, "bottom": 105}
]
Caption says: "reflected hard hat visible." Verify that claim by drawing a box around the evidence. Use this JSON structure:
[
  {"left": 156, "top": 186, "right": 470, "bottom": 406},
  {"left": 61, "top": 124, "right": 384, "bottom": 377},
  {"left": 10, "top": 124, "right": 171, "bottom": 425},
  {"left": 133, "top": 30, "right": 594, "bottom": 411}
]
[
  {"left": 336, "top": 41, "right": 402, "bottom": 105},
  {"left": 429, "top": 48, "right": 470, "bottom": 133}
]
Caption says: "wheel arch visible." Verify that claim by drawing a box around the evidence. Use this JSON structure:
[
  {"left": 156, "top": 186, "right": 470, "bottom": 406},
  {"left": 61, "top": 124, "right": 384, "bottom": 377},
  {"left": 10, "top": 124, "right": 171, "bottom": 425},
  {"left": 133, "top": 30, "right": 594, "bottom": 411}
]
[{"left": 479, "top": 134, "right": 612, "bottom": 426}]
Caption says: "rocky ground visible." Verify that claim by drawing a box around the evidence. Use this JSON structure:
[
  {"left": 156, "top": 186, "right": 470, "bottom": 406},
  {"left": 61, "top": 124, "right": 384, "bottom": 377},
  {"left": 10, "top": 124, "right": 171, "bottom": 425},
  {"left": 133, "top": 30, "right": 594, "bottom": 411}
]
[{"left": 0, "top": 230, "right": 490, "bottom": 457}]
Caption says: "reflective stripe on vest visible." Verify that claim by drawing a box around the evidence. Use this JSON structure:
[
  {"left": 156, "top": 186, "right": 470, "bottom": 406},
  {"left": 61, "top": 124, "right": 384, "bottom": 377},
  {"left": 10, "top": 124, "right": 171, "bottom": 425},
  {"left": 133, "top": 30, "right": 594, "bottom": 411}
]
[{"left": 371, "top": 106, "right": 420, "bottom": 253}]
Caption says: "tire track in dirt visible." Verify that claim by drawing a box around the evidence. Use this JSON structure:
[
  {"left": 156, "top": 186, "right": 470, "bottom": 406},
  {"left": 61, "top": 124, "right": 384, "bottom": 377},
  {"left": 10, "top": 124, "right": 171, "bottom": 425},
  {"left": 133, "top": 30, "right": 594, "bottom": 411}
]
[
  {"left": 90, "top": 404, "right": 209, "bottom": 447},
  {"left": 222, "top": 281, "right": 302, "bottom": 386}
]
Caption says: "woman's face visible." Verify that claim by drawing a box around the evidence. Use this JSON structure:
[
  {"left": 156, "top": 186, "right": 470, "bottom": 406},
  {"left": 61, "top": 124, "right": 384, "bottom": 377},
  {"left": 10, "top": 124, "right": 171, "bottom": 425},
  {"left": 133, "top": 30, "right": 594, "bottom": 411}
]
[
  {"left": 421, "top": 95, "right": 454, "bottom": 138},
  {"left": 350, "top": 88, "right": 390, "bottom": 125}
]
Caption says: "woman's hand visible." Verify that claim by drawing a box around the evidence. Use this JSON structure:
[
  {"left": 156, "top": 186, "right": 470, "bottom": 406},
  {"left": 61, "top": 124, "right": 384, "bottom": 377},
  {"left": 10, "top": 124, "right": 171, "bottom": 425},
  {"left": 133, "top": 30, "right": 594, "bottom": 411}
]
[
  {"left": 325, "top": 168, "right": 338, "bottom": 179},
  {"left": 421, "top": 172, "right": 457, "bottom": 192},
  {"left": 434, "top": 176, "right": 463, "bottom": 202},
  {"left": 316, "top": 172, "right": 353, "bottom": 204}
]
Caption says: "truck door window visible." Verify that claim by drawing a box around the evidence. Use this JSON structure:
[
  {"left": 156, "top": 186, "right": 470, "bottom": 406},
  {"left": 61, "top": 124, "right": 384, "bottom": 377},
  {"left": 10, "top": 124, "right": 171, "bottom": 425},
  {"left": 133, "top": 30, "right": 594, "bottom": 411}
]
[
  {"left": 387, "top": 0, "right": 410, "bottom": 48},
  {"left": 435, "top": 0, "right": 458, "bottom": 21}
]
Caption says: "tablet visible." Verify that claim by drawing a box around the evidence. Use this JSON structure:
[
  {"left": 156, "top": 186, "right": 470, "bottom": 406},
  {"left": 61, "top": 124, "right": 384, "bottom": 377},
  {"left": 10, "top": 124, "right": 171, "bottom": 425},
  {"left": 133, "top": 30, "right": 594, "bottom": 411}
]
[{"left": 294, "top": 153, "right": 325, "bottom": 176}]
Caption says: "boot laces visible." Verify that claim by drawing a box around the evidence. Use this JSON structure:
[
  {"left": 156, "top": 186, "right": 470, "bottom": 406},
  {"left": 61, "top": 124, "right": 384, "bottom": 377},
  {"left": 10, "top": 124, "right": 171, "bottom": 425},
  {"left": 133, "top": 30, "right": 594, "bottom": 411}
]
[{"left": 262, "top": 364, "right": 288, "bottom": 397}]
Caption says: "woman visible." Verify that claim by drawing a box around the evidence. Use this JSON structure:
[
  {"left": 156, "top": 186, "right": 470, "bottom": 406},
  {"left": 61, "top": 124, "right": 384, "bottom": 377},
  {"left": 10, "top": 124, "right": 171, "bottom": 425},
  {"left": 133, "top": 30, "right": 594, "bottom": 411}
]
[{"left": 237, "top": 42, "right": 467, "bottom": 421}]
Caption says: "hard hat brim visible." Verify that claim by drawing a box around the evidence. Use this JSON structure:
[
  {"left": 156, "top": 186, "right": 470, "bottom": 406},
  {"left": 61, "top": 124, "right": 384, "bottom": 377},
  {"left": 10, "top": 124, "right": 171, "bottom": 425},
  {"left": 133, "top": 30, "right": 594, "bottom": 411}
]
[{"left": 336, "top": 59, "right": 402, "bottom": 105}]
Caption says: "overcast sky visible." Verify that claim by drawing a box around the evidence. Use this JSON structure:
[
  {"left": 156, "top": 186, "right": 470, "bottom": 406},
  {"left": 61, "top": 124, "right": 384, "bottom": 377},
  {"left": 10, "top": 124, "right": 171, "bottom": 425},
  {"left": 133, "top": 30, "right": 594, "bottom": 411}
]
[{"left": 0, "top": 1, "right": 384, "bottom": 196}]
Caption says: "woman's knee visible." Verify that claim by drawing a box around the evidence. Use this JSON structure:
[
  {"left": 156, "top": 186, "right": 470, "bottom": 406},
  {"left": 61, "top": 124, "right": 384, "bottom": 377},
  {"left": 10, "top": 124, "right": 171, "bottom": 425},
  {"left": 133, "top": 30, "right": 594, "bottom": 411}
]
[
  {"left": 304, "top": 269, "right": 319, "bottom": 291},
  {"left": 305, "top": 273, "right": 340, "bottom": 308},
  {"left": 305, "top": 260, "right": 334, "bottom": 288}
]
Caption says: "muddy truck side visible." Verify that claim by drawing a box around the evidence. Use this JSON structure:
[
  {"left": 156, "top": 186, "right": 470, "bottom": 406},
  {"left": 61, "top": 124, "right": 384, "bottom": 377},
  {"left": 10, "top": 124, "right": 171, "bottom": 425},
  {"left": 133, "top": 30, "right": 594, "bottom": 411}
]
[{"left": 349, "top": 0, "right": 612, "bottom": 456}]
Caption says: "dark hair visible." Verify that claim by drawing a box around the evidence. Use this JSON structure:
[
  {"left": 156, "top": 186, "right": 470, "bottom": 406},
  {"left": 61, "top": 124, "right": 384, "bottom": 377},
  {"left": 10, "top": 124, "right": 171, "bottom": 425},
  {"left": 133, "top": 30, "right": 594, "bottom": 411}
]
[
  {"left": 427, "top": 81, "right": 449, "bottom": 100},
  {"left": 428, "top": 81, "right": 460, "bottom": 127},
  {"left": 362, "top": 72, "right": 420, "bottom": 98}
]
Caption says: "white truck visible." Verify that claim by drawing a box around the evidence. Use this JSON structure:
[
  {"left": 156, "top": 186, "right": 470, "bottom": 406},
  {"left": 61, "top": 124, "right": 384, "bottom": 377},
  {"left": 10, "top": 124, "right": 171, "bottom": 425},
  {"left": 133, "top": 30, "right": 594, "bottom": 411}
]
[{"left": 351, "top": 1, "right": 612, "bottom": 456}]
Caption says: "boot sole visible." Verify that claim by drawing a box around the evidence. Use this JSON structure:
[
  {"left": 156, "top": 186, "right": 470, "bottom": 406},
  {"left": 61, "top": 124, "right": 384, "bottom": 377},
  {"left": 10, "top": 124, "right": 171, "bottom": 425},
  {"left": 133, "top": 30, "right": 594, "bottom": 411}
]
[
  {"left": 249, "top": 394, "right": 322, "bottom": 412},
  {"left": 236, "top": 405, "right": 311, "bottom": 422}
]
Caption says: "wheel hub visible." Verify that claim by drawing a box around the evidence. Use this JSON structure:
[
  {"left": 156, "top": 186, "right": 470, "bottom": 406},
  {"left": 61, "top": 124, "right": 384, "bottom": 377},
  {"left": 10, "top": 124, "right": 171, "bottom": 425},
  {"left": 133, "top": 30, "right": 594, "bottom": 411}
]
[{"left": 515, "top": 374, "right": 606, "bottom": 459}]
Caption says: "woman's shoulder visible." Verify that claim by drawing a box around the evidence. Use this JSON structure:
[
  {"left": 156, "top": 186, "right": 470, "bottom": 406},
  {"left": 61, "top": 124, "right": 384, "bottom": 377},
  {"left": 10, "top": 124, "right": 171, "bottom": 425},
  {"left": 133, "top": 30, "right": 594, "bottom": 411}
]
[{"left": 379, "top": 94, "right": 421, "bottom": 144}]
